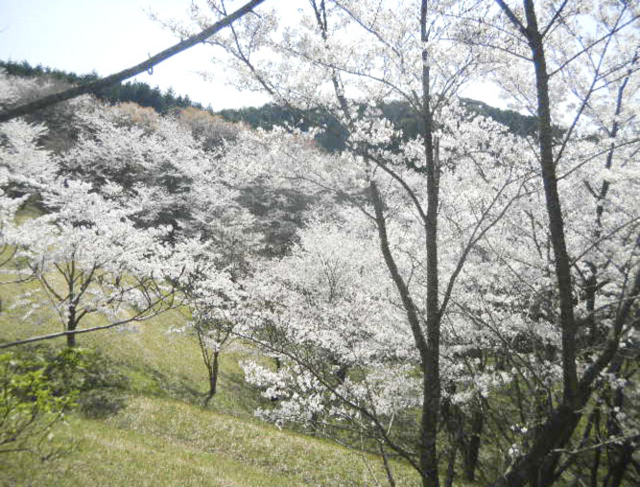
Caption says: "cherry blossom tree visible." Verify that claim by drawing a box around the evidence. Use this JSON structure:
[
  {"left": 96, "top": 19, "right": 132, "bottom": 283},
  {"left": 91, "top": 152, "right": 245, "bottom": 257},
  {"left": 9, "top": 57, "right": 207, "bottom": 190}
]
[
  {"left": 59, "top": 101, "right": 214, "bottom": 238},
  {"left": 0, "top": 80, "right": 213, "bottom": 349},
  {"left": 448, "top": 2, "right": 640, "bottom": 485},
  {"left": 170, "top": 1, "right": 639, "bottom": 485},
  {"left": 174, "top": 2, "right": 515, "bottom": 485},
  {"left": 239, "top": 212, "right": 419, "bottom": 479},
  {"left": 0, "top": 118, "right": 53, "bottom": 275},
  {"left": 177, "top": 18, "right": 528, "bottom": 480},
  {"left": 0, "top": 72, "right": 71, "bottom": 282},
  {"left": 4, "top": 175, "right": 187, "bottom": 348},
  {"left": 176, "top": 255, "right": 243, "bottom": 404},
  {"left": 229, "top": 106, "right": 533, "bottom": 485}
]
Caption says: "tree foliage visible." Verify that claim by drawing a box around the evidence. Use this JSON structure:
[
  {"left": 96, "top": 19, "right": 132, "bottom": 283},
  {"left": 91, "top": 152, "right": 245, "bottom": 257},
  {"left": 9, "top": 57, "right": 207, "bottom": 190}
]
[
  {"left": 0, "top": 349, "right": 79, "bottom": 460},
  {"left": 170, "top": 1, "right": 640, "bottom": 485},
  {"left": 1, "top": 2, "right": 638, "bottom": 485}
]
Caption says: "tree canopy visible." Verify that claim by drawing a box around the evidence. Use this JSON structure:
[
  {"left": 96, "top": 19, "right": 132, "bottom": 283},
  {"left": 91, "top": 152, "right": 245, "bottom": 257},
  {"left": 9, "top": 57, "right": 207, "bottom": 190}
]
[{"left": 1, "top": 1, "right": 639, "bottom": 486}]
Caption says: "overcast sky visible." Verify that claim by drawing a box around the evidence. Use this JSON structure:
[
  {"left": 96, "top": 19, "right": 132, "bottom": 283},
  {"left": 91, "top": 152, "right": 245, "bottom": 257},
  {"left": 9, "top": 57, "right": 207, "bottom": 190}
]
[{"left": 0, "top": 0, "right": 505, "bottom": 111}]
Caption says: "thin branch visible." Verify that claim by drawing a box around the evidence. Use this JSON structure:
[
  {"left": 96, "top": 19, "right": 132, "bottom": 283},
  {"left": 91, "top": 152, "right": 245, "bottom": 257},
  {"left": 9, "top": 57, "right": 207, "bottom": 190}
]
[
  {"left": 0, "top": 290, "right": 179, "bottom": 349},
  {"left": 540, "top": 0, "right": 570, "bottom": 40},
  {"left": 548, "top": 14, "right": 639, "bottom": 77},
  {"left": 440, "top": 179, "right": 531, "bottom": 317}
]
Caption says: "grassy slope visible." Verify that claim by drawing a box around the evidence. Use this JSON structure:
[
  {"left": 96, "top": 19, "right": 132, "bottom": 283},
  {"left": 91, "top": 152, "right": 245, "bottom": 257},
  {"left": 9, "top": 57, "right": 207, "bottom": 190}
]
[
  {"left": 1, "top": 396, "right": 420, "bottom": 487},
  {"left": 0, "top": 256, "right": 421, "bottom": 486}
]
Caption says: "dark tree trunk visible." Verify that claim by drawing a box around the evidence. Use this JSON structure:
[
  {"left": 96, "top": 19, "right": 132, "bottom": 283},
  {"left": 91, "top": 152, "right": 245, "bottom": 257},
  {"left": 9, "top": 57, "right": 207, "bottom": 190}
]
[
  {"left": 523, "top": 0, "right": 579, "bottom": 409},
  {"left": 463, "top": 406, "right": 483, "bottom": 482},
  {"left": 445, "top": 444, "right": 457, "bottom": 487},
  {"left": 420, "top": 1, "right": 441, "bottom": 484},
  {"left": 490, "top": 2, "right": 582, "bottom": 484},
  {"left": 605, "top": 442, "right": 634, "bottom": 487},
  {"left": 312, "top": 2, "right": 441, "bottom": 484},
  {"left": 205, "top": 351, "right": 220, "bottom": 405},
  {"left": 66, "top": 305, "right": 77, "bottom": 348},
  {"left": 66, "top": 327, "right": 76, "bottom": 348}
]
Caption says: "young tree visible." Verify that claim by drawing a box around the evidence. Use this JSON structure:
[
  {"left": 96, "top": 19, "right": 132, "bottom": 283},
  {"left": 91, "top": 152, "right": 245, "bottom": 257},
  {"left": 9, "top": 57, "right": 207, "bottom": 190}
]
[
  {"left": 0, "top": 99, "right": 193, "bottom": 349},
  {"left": 177, "top": 259, "right": 243, "bottom": 404},
  {"left": 6, "top": 178, "right": 184, "bottom": 348}
]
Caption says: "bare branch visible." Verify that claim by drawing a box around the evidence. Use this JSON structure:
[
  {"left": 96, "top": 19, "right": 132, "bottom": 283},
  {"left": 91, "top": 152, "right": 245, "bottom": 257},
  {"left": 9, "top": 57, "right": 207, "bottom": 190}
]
[
  {"left": 0, "top": 0, "right": 267, "bottom": 122},
  {"left": 0, "top": 289, "right": 180, "bottom": 349}
]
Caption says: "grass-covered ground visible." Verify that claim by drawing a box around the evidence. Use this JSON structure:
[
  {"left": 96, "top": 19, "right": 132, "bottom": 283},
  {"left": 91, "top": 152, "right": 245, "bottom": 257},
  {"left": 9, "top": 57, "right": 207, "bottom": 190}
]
[
  {"left": 0, "top": 259, "right": 422, "bottom": 486},
  {"left": 0, "top": 203, "right": 425, "bottom": 486},
  {"left": 1, "top": 395, "right": 421, "bottom": 486}
]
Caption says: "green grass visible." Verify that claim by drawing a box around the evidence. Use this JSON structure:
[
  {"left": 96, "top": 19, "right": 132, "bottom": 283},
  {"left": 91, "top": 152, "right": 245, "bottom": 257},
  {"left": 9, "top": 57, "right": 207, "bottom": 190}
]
[
  {"left": 0, "top": 254, "right": 423, "bottom": 486},
  {"left": 0, "top": 205, "right": 427, "bottom": 485},
  {"left": 0, "top": 395, "right": 420, "bottom": 487},
  {"left": 0, "top": 290, "right": 264, "bottom": 416}
]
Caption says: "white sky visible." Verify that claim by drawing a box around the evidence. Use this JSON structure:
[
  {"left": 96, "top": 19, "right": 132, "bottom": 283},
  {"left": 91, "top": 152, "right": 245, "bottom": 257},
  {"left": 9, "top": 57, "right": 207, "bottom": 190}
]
[
  {"left": 0, "top": 0, "right": 506, "bottom": 111},
  {"left": 0, "top": 0, "right": 272, "bottom": 110}
]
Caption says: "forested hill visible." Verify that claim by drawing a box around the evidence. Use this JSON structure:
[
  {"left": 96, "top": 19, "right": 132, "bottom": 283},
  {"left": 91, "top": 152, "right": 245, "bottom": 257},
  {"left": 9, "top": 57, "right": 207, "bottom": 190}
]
[
  {"left": 220, "top": 98, "right": 538, "bottom": 152},
  {"left": 1, "top": 59, "right": 537, "bottom": 152}
]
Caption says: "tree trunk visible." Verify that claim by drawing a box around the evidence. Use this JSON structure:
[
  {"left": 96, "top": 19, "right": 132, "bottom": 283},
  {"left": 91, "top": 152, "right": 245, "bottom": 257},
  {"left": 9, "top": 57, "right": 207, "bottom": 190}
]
[
  {"left": 604, "top": 442, "right": 634, "bottom": 487},
  {"left": 420, "top": 1, "right": 441, "bottom": 485},
  {"left": 66, "top": 327, "right": 76, "bottom": 348},
  {"left": 493, "top": 404, "right": 582, "bottom": 487},
  {"left": 445, "top": 444, "right": 457, "bottom": 487},
  {"left": 205, "top": 351, "right": 220, "bottom": 405},
  {"left": 66, "top": 305, "right": 77, "bottom": 348},
  {"left": 379, "top": 443, "right": 397, "bottom": 487},
  {"left": 491, "top": 2, "right": 582, "bottom": 484},
  {"left": 523, "top": 0, "right": 579, "bottom": 409},
  {"left": 463, "top": 406, "right": 483, "bottom": 482}
]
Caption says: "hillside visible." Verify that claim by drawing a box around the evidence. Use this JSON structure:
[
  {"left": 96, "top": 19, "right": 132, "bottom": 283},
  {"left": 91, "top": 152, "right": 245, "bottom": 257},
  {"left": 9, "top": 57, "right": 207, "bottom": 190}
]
[
  {"left": 0, "top": 288, "right": 421, "bottom": 486},
  {"left": 2, "top": 395, "right": 422, "bottom": 487},
  {"left": 0, "top": 199, "right": 422, "bottom": 485},
  {"left": 2, "top": 32, "right": 638, "bottom": 486}
]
